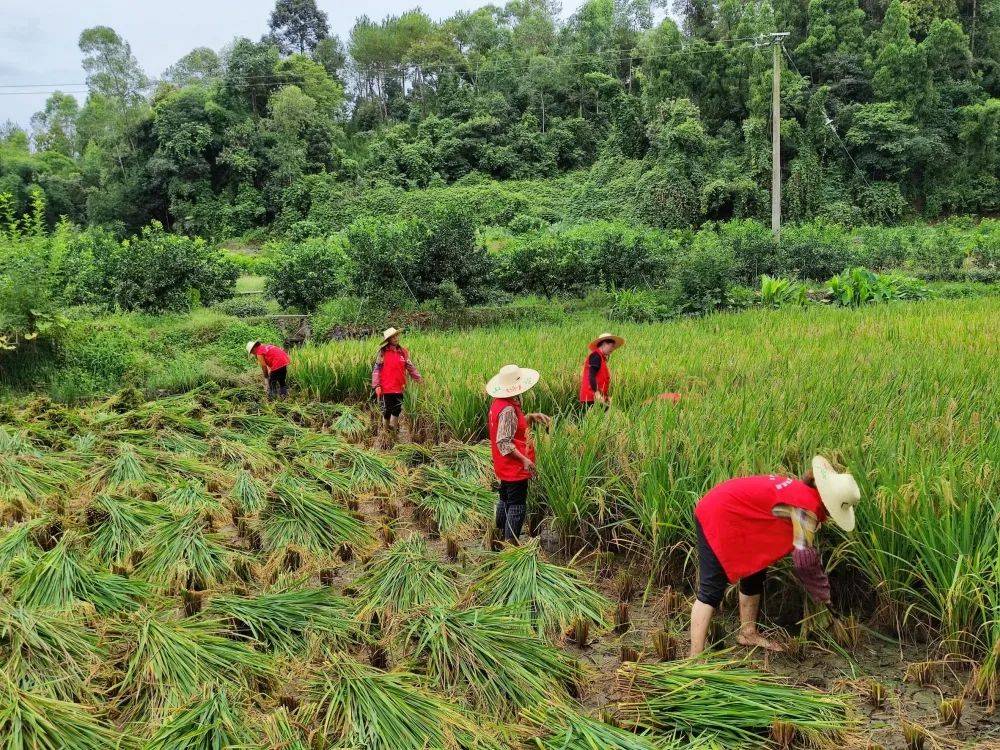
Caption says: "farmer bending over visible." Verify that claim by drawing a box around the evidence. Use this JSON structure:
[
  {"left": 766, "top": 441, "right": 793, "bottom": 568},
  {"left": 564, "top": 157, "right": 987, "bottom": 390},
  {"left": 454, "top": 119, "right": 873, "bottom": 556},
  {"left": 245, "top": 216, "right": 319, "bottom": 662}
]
[
  {"left": 689, "top": 456, "right": 860, "bottom": 656},
  {"left": 579, "top": 333, "right": 624, "bottom": 407},
  {"left": 487, "top": 364, "right": 551, "bottom": 543},
  {"left": 247, "top": 340, "right": 290, "bottom": 400},
  {"left": 372, "top": 327, "right": 422, "bottom": 438}
]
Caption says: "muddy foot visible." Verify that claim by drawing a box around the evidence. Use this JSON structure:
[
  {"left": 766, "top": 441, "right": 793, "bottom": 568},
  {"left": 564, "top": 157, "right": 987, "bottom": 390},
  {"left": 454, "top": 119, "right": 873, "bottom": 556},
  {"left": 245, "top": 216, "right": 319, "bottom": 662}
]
[{"left": 737, "top": 632, "right": 784, "bottom": 652}]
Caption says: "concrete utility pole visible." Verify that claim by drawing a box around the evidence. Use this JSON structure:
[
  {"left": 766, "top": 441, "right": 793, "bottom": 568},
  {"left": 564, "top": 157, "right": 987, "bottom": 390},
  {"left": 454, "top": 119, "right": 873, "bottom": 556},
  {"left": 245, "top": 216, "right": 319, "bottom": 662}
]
[{"left": 770, "top": 32, "right": 790, "bottom": 240}]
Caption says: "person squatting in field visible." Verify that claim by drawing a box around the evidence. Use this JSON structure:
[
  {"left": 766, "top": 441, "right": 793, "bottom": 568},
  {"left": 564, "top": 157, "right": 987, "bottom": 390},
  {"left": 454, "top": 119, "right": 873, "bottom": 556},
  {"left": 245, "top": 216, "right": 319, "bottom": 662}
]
[
  {"left": 579, "top": 333, "right": 625, "bottom": 407},
  {"left": 487, "top": 364, "right": 551, "bottom": 543},
  {"left": 247, "top": 340, "right": 290, "bottom": 400},
  {"left": 689, "top": 456, "right": 861, "bottom": 656},
  {"left": 371, "top": 327, "right": 422, "bottom": 438}
]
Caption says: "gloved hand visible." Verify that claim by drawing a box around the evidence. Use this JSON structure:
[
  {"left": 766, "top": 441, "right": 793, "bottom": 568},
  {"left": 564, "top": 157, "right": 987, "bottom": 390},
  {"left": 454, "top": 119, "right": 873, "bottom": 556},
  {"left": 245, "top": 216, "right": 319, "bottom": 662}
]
[{"left": 792, "top": 546, "right": 832, "bottom": 604}]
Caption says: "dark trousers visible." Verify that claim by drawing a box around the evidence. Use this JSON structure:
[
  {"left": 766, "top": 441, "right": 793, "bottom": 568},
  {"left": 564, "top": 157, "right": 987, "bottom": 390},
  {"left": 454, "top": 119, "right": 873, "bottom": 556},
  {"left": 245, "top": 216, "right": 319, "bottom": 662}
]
[
  {"left": 268, "top": 367, "right": 288, "bottom": 399},
  {"left": 695, "top": 517, "right": 766, "bottom": 608},
  {"left": 495, "top": 480, "right": 529, "bottom": 542}
]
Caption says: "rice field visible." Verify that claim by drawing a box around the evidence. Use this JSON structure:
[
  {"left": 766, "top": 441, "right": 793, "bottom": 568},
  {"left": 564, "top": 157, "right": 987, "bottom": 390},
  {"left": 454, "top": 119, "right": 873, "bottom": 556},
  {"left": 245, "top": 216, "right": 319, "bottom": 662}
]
[{"left": 0, "top": 297, "right": 997, "bottom": 747}]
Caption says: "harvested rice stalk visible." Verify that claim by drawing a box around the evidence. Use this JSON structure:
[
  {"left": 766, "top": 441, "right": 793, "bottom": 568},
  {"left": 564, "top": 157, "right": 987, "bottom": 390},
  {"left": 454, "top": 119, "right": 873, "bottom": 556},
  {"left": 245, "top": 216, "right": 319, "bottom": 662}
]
[
  {"left": 0, "top": 599, "right": 104, "bottom": 702},
  {"left": 160, "top": 479, "right": 225, "bottom": 515},
  {"left": 134, "top": 513, "right": 239, "bottom": 592},
  {"left": 618, "top": 658, "right": 852, "bottom": 746},
  {"left": 469, "top": 539, "right": 611, "bottom": 635},
  {"left": 0, "top": 517, "right": 47, "bottom": 572},
  {"left": 85, "top": 496, "right": 166, "bottom": 567},
  {"left": 258, "top": 706, "right": 309, "bottom": 750},
  {"left": 411, "top": 464, "right": 495, "bottom": 535},
  {"left": 431, "top": 441, "right": 493, "bottom": 485},
  {"left": 206, "top": 585, "right": 358, "bottom": 653},
  {"left": 355, "top": 536, "right": 457, "bottom": 623},
  {"left": 110, "top": 610, "right": 271, "bottom": 722},
  {"left": 0, "top": 671, "right": 123, "bottom": 750},
  {"left": 398, "top": 603, "right": 579, "bottom": 717},
  {"left": 230, "top": 468, "right": 268, "bottom": 515},
  {"left": 261, "top": 474, "right": 372, "bottom": 555},
  {"left": 143, "top": 685, "right": 256, "bottom": 750},
  {"left": 303, "top": 652, "right": 490, "bottom": 750},
  {"left": 522, "top": 703, "right": 684, "bottom": 750}
]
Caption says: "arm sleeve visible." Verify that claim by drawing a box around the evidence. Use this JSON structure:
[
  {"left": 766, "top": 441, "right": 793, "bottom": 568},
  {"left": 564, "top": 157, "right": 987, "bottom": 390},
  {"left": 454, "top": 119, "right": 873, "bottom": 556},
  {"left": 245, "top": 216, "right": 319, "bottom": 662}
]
[
  {"left": 587, "top": 352, "right": 601, "bottom": 392},
  {"left": 405, "top": 358, "right": 421, "bottom": 381},
  {"left": 371, "top": 353, "right": 382, "bottom": 388},
  {"left": 495, "top": 406, "right": 517, "bottom": 456}
]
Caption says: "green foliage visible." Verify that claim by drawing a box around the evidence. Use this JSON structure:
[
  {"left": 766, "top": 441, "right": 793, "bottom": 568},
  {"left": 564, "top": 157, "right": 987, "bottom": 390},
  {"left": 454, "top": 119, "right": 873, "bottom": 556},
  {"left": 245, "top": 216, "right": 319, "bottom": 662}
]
[
  {"left": 676, "top": 231, "right": 735, "bottom": 313},
  {"left": 827, "top": 267, "right": 931, "bottom": 306},
  {"left": 777, "top": 221, "right": 854, "bottom": 280},
  {"left": 760, "top": 275, "right": 808, "bottom": 308},
  {"left": 263, "top": 235, "right": 349, "bottom": 312}
]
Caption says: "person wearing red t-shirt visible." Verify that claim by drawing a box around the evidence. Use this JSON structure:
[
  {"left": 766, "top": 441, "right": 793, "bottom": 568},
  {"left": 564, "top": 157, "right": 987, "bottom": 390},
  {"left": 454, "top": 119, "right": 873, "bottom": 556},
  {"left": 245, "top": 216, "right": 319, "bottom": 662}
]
[
  {"left": 688, "top": 456, "right": 861, "bottom": 656},
  {"left": 579, "top": 333, "right": 624, "bottom": 407},
  {"left": 247, "top": 340, "right": 291, "bottom": 400},
  {"left": 371, "top": 327, "right": 422, "bottom": 436},
  {"left": 486, "top": 364, "right": 551, "bottom": 543}
]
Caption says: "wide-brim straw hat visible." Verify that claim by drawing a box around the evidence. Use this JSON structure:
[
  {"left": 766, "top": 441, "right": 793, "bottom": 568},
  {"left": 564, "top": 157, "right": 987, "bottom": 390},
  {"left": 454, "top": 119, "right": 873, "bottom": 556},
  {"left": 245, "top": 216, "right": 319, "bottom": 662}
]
[
  {"left": 486, "top": 364, "right": 540, "bottom": 398},
  {"left": 380, "top": 327, "right": 402, "bottom": 347},
  {"left": 812, "top": 455, "right": 860, "bottom": 532},
  {"left": 591, "top": 332, "right": 626, "bottom": 349},
  {"left": 246, "top": 340, "right": 261, "bottom": 355}
]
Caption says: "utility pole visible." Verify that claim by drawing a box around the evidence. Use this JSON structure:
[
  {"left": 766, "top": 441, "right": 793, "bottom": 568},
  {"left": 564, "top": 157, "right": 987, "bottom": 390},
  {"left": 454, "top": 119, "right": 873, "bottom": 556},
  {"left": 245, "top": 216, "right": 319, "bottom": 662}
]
[{"left": 769, "top": 32, "right": 790, "bottom": 240}]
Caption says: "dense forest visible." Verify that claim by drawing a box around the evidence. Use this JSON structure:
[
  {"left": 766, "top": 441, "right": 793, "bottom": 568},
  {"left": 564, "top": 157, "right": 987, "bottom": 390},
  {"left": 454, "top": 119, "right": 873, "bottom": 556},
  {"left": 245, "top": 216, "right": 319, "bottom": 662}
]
[{"left": 1, "top": 0, "right": 998, "bottom": 238}]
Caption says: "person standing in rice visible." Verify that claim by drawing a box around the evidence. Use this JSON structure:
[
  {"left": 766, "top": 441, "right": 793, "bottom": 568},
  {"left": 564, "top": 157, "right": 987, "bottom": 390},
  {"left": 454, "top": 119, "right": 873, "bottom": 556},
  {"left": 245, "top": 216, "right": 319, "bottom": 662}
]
[
  {"left": 688, "top": 456, "right": 860, "bottom": 657},
  {"left": 372, "top": 327, "right": 422, "bottom": 438},
  {"left": 579, "top": 333, "right": 625, "bottom": 407},
  {"left": 247, "top": 340, "right": 291, "bottom": 400},
  {"left": 486, "top": 364, "right": 551, "bottom": 544}
]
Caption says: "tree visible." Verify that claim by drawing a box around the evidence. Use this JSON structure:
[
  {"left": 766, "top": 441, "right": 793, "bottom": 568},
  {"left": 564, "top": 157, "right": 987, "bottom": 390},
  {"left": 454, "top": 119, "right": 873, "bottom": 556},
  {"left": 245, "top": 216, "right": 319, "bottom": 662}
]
[
  {"left": 164, "top": 48, "right": 223, "bottom": 86},
  {"left": 78, "top": 26, "right": 147, "bottom": 107},
  {"left": 31, "top": 92, "right": 80, "bottom": 156},
  {"left": 313, "top": 36, "right": 347, "bottom": 82},
  {"left": 267, "top": 0, "right": 330, "bottom": 54}
]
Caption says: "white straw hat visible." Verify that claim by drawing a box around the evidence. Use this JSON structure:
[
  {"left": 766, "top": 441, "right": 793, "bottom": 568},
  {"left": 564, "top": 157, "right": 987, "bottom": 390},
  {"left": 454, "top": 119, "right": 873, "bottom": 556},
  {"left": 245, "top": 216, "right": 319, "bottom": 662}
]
[
  {"left": 380, "top": 327, "right": 402, "bottom": 346},
  {"left": 591, "top": 332, "right": 626, "bottom": 349},
  {"left": 246, "top": 340, "right": 261, "bottom": 355},
  {"left": 485, "top": 364, "right": 540, "bottom": 398},
  {"left": 812, "top": 455, "right": 860, "bottom": 532}
]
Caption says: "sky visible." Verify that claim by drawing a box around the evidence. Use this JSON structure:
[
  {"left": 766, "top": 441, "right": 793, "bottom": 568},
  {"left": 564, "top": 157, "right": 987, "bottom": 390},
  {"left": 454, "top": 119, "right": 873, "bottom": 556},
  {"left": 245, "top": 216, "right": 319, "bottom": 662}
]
[{"left": 0, "top": 0, "right": 499, "bottom": 128}]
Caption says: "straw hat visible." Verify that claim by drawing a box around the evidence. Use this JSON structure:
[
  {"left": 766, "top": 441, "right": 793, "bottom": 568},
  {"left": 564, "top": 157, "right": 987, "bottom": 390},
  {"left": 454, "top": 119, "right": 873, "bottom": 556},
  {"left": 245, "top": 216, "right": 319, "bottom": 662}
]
[
  {"left": 812, "top": 455, "right": 860, "bottom": 532},
  {"left": 591, "top": 332, "right": 626, "bottom": 349},
  {"left": 246, "top": 340, "right": 261, "bottom": 355},
  {"left": 380, "top": 327, "right": 402, "bottom": 347},
  {"left": 485, "top": 364, "right": 540, "bottom": 398}
]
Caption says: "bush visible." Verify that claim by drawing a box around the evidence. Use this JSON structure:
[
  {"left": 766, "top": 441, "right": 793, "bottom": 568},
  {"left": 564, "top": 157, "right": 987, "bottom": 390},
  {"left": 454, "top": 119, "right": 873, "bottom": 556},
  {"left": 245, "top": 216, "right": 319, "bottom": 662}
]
[
  {"left": 607, "top": 288, "right": 679, "bottom": 322},
  {"left": 264, "top": 235, "right": 350, "bottom": 312},
  {"left": 777, "top": 221, "right": 855, "bottom": 280},
  {"left": 211, "top": 296, "right": 273, "bottom": 318},
  {"left": 220, "top": 249, "right": 268, "bottom": 275},
  {"left": 717, "top": 220, "right": 777, "bottom": 283},
  {"left": 677, "top": 231, "right": 736, "bottom": 312},
  {"left": 101, "top": 223, "right": 239, "bottom": 312},
  {"left": 312, "top": 296, "right": 393, "bottom": 339},
  {"left": 826, "top": 268, "right": 930, "bottom": 306}
]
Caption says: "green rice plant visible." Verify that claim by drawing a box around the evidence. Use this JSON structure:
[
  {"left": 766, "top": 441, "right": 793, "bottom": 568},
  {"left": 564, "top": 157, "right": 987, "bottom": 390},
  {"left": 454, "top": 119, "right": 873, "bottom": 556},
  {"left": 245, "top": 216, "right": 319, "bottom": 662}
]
[
  {"left": 532, "top": 414, "right": 617, "bottom": 548},
  {"left": 0, "top": 427, "right": 40, "bottom": 457},
  {"left": 619, "top": 659, "right": 852, "bottom": 746},
  {"left": 260, "top": 474, "right": 372, "bottom": 555},
  {"left": 469, "top": 539, "right": 610, "bottom": 635},
  {"left": 328, "top": 404, "right": 370, "bottom": 438},
  {"left": 355, "top": 536, "right": 457, "bottom": 622},
  {"left": 332, "top": 442, "right": 399, "bottom": 494},
  {"left": 160, "top": 480, "right": 224, "bottom": 515},
  {"left": 522, "top": 703, "right": 677, "bottom": 750},
  {"left": 13, "top": 536, "right": 147, "bottom": 612},
  {"left": 143, "top": 685, "right": 255, "bottom": 750},
  {"left": 94, "top": 443, "right": 151, "bottom": 489},
  {"left": 111, "top": 610, "right": 270, "bottom": 721},
  {"left": 393, "top": 442, "right": 434, "bottom": 468},
  {"left": 0, "top": 670, "right": 123, "bottom": 750},
  {"left": 399, "top": 603, "right": 578, "bottom": 717},
  {"left": 294, "top": 456, "right": 354, "bottom": 496},
  {"left": 206, "top": 585, "right": 358, "bottom": 653},
  {"left": 134, "top": 513, "right": 238, "bottom": 592},
  {"left": 303, "top": 652, "right": 486, "bottom": 750},
  {"left": 0, "top": 600, "right": 103, "bottom": 701},
  {"left": 86, "top": 496, "right": 166, "bottom": 567},
  {"left": 216, "top": 412, "right": 295, "bottom": 440},
  {"left": 410, "top": 464, "right": 495, "bottom": 535},
  {"left": 208, "top": 432, "right": 278, "bottom": 472},
  {"left": 0, "top": 451, "right": 72, "bottom": 501},
  {"left": 229, "top": 468, "right": 267, "bottom": 515}
]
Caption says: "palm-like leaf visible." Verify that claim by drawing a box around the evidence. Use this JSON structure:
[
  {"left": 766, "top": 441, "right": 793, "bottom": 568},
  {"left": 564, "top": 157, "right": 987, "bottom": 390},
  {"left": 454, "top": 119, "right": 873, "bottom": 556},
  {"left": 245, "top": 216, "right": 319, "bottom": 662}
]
[
  {"left": 469, "top": 539, "right": 610, "bottom": 634},
  {"left": 400, "top": 603, "right": 578, "bottom": 716}
]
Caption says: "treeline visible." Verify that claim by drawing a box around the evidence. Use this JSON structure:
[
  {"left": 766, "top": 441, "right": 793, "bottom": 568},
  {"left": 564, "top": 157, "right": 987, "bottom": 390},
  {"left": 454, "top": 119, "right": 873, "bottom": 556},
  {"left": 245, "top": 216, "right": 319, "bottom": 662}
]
[{"left": 1, "top": 0, "right": 998, "bottom": 237}]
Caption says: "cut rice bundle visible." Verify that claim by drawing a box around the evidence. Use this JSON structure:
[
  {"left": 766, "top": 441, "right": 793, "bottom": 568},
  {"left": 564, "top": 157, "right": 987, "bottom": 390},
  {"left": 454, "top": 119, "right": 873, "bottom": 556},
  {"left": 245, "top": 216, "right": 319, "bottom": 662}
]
[
  {"left": 134, "top": 513, "right": 238, "bottom": 592},
  {"left": 470, "top": 539, "right": 611, "bottom": 635},
  {"left": 355, "top": 536, "right": 457, "bottom": 622},
  {"left": 261, "top": 474, "right": 372, "bottom": 555},
  {"left": 411, "top": 464, "right": 495, "bottom": 535}
]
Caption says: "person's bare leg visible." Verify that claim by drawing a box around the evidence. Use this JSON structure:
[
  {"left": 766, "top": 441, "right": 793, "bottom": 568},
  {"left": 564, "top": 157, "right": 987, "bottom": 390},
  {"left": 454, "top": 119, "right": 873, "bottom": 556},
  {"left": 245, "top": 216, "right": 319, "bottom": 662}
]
[
  {"left": 736, "top": 593, "right": 782, "bottom": 651},
  {"left": 689, "top": 600, "right": 715, "bottom": 657}
]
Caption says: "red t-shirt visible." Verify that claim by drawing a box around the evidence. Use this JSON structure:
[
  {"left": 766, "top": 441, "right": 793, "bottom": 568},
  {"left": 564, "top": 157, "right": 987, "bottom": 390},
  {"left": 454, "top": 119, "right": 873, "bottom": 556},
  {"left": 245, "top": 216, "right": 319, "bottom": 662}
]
[
  {"left": 257, "top": 344, "right": 290, "bottom": 371},
  {"left": 694, "top": 475, "right": 826, "bottom": 582}
]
